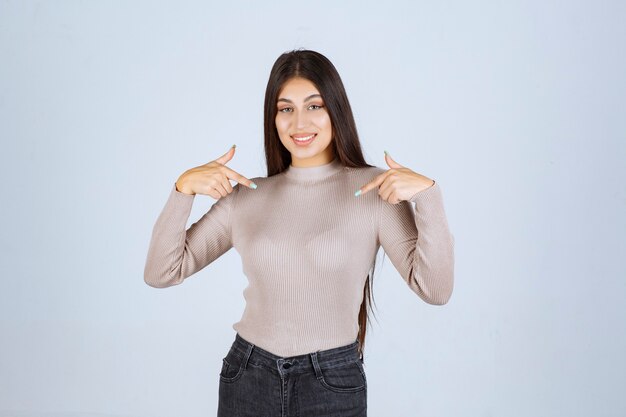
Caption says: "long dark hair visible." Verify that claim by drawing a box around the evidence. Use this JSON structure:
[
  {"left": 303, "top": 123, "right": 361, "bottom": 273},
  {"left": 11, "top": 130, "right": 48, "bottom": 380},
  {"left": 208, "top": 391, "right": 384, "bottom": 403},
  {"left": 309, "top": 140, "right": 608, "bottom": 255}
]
[{"left": 263, "top": 48, "right": 381, "bottom": 360}]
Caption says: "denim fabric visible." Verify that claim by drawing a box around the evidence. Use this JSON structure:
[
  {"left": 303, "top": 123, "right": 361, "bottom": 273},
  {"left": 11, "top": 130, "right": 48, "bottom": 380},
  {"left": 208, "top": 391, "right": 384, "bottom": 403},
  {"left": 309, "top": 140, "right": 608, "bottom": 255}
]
[{"left": 218, "top": 333, "right": 367, "bottom": 417}]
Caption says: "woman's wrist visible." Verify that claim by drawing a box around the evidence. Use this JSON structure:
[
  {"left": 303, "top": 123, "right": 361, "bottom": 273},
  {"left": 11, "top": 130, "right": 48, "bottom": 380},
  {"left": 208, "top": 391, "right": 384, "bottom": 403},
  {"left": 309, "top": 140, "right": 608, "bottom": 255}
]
[{"left": 175, "top": 176, "right": 195, "bottom": 195}]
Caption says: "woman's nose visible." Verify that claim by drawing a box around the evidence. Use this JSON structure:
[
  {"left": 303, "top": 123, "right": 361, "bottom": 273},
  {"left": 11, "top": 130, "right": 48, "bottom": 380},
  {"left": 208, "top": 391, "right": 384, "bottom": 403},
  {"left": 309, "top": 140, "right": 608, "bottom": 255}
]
[{"left": 294, "top": 110, "right": 310, "bottom": 129}]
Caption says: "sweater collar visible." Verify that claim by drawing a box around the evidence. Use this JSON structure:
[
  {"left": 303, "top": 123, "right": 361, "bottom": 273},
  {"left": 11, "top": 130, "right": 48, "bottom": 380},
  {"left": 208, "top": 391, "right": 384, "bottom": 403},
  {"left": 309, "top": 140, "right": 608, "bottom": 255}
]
[{"left": 283, "top": 157, "right": 344, "bottom": 182}]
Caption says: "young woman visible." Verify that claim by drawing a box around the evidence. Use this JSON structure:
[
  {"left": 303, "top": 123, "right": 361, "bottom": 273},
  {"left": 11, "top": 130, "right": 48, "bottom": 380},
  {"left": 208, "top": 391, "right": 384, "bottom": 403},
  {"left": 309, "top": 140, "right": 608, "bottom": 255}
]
[{"left": 144, "top": 49, "right": 455, "bottom": 416}]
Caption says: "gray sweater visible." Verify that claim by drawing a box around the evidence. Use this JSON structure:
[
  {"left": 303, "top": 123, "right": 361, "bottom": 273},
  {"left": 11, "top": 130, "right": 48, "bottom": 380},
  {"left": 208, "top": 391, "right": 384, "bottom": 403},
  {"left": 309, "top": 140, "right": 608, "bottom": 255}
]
[{"left": 144, "top": 157, "right": 455, "bottom": 356}]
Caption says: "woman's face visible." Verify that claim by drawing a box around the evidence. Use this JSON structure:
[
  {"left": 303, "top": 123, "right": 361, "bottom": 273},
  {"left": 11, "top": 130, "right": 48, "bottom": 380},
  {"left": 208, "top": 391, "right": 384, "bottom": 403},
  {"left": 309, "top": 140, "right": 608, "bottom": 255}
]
[{"left": 275, "top": 77, "right": 334, "bottom": 167}]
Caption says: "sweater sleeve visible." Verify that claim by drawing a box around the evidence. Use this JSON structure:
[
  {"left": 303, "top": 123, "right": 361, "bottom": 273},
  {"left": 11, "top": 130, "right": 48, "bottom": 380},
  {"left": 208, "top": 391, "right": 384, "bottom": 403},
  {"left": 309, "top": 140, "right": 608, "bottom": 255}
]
[
  {"left": 143, "top": 182, "right": 239, "bottom": 288},
  {"left": 377, "top": 181, "right": 455, "bottom": 305}
]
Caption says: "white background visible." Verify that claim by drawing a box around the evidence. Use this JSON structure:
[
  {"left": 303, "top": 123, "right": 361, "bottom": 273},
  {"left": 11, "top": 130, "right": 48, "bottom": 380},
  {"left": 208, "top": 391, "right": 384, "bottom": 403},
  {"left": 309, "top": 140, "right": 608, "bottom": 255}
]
[{"left": 1, "top": 1, "right": 624, "bottom": 416}]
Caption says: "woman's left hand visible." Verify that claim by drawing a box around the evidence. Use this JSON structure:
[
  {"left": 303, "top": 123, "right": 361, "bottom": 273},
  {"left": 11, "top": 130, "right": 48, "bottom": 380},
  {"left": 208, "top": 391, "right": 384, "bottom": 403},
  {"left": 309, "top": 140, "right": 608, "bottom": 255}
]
[{"left": 355, "top": 152, "right": 435, "bottom": 204}]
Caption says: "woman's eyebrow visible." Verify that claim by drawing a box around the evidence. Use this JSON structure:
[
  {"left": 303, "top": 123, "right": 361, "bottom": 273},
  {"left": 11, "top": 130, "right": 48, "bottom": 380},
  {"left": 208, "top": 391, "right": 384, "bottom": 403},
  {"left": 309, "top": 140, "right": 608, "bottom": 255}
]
[{"left": 277, "top": 94, "right": 322, "bottom": 104}]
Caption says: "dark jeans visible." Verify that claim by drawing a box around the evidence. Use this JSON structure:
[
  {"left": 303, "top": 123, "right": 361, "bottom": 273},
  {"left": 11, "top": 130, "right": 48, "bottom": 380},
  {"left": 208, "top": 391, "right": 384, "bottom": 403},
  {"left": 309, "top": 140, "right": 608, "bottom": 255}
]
[{"left": 218, "top": 333, "right": 367, "bottom": 417}]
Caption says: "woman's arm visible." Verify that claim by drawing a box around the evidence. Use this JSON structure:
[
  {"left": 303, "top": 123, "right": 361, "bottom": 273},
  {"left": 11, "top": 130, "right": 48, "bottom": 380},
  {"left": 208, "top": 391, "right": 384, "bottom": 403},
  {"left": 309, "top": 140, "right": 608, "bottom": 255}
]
[
  {"left": 377, "top": 181, "right": 455, "bottom": 304},
  {"left": 143, "top": 182, "right": 239, "bottom": 288}
]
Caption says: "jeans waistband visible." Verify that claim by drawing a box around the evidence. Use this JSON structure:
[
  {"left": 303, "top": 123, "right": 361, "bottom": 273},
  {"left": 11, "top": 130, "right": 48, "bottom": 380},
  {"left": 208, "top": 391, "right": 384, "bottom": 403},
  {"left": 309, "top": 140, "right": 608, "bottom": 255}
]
[{"left": 231, "top": 333, "right": 361, "bottom": 374}]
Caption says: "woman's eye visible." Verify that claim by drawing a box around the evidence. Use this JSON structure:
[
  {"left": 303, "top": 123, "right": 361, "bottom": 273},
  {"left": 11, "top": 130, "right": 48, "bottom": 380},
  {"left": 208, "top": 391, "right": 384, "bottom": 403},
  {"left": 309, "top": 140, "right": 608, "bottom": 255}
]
[{"left": 278, "top": 105, "right": 323, "bottom": 113}]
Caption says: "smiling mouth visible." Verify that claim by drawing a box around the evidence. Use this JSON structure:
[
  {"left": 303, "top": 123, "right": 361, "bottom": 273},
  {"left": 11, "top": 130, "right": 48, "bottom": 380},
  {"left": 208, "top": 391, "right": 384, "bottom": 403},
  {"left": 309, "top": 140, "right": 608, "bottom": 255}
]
[
  {"left": 291, "top": 133, "right": 317, "bottom": 145},
  {"left": 292, "top": 134, "right": 316, "bottom": 141}
]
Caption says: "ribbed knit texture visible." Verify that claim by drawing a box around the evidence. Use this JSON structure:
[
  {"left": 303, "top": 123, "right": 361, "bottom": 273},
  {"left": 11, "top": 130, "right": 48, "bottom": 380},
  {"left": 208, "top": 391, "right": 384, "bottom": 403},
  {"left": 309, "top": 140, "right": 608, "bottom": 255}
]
[{"left": 144, "top": 157, "right": 455, "bottom": 357}]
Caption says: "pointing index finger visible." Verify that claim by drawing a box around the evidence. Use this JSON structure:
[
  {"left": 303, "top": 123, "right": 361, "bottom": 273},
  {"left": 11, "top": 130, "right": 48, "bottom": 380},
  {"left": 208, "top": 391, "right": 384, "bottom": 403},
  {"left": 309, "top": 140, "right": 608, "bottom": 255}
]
[
  {"left": 223, "top": 166, "right": 257, "bottom": 189},
  {"left": 354, "top": 171, "right": 388, "bottom": 197}
]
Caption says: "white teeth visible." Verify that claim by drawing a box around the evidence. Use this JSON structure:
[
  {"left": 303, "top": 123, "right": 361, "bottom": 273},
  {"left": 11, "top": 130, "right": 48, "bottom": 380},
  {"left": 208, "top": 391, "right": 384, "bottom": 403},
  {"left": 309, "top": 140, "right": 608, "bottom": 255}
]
[{"left": 293, "top": 134, "right": 315, "bottom": 141}]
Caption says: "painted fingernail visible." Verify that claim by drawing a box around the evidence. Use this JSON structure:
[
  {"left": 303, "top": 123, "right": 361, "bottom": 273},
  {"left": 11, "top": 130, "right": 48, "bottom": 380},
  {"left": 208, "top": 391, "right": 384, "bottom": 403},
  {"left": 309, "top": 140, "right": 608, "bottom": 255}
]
[
  {"left": 384, "top": 150, "right": 389, "bottom": 156},
  {"left": 232, "top": 144, "right": 237, "bottom": 148},
  {"left": 354, "top": 189, "right": 361, "bottom": 197},
  {"left": 251, "top": 182, "right": 257, "bottom": 189}
]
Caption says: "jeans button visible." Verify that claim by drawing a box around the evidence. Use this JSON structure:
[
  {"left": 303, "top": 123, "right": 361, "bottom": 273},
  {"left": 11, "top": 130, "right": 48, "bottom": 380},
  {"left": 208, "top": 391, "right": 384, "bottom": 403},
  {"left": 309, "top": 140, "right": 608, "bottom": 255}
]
[{"left": 283, "top": 362, "right": 291, "bottom": 369}]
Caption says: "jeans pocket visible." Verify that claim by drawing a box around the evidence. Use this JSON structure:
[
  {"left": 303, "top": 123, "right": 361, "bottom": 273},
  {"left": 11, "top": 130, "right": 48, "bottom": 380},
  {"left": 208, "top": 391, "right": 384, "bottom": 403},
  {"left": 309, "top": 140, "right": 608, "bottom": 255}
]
[
  {"left": 219, "top": 351, "right": 245, "bottom": 383},
  {"left": 317, "top": 359, "right": 367, "bottom": 393}
]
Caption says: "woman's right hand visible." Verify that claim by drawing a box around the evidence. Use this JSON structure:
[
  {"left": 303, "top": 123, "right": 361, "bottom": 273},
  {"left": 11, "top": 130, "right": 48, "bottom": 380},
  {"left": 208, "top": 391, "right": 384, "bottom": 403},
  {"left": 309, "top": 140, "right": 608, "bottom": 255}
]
[{"left": 175, "top": 145, "right": 257, "bottom": 198}]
